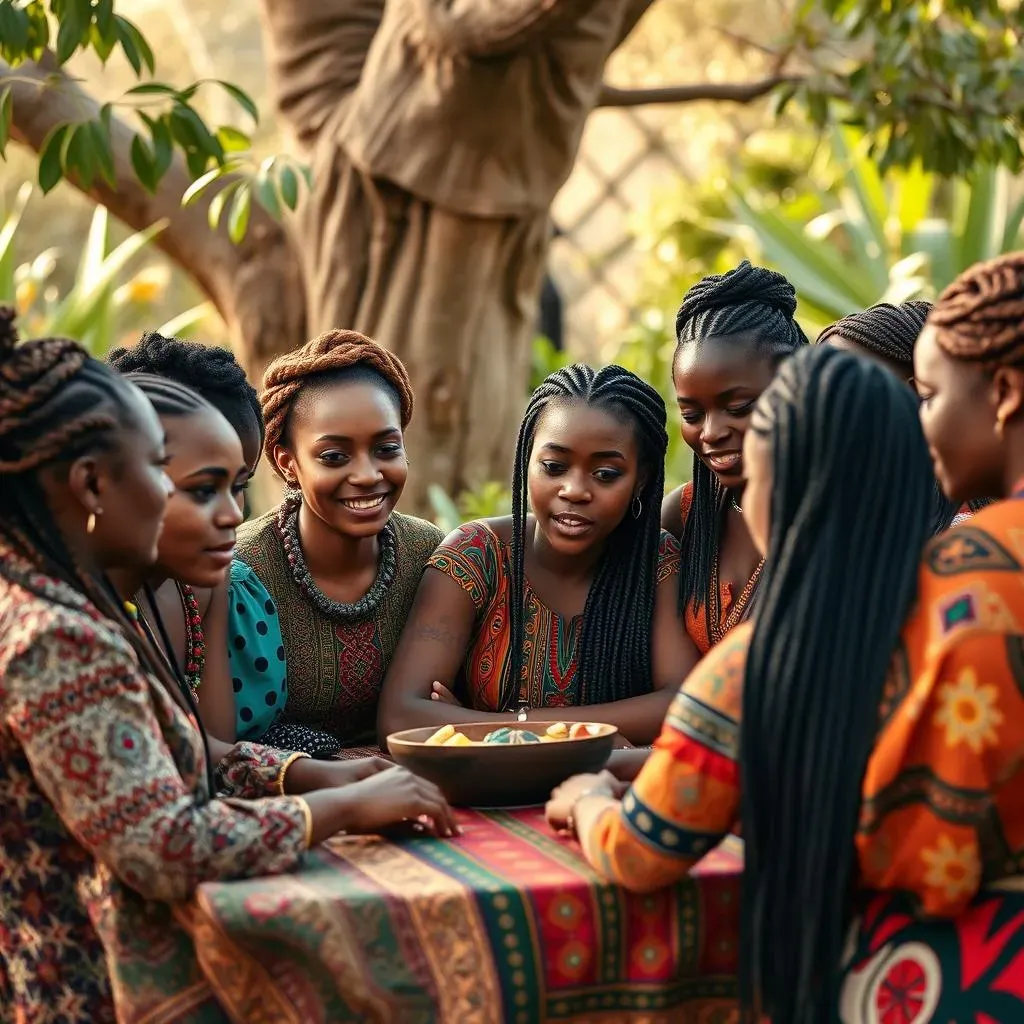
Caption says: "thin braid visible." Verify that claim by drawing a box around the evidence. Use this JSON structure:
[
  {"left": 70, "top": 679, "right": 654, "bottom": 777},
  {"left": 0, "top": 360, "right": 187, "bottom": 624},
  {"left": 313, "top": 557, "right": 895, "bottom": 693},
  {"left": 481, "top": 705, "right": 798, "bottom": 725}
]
[
  {"left": 506, "top": 364, "right": 668, "bottom": 710},
  {"left": 930, "top": 252, "right": 1024, "bottom": 365},
  {"left": 817, "top": 301, "right": 963, "bottom": 534},
  {"left": 0, "top": 308, "right": 191, "bottom": 722},
  {"left": 259, "top": 329, "right": 414, "bottom": 470},
  {"left": 674, "top": 261, "right": 808, "bottom": 632},
  {"left": 817, "top": 300, "right": 932, "bottom": 374},
  {"left": 738, "top": 347, "right": 933, "bottom": 1023}
]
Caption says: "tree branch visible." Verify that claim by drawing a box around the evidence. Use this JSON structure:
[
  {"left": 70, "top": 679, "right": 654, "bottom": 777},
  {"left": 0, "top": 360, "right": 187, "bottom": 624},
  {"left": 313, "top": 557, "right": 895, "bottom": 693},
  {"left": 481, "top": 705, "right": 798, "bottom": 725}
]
[
  {"left": 597, "top": 74, "right": 800, "bottom": 108},
  {"left": 0, "top": 53, "right": 304, "bottom": 371}
]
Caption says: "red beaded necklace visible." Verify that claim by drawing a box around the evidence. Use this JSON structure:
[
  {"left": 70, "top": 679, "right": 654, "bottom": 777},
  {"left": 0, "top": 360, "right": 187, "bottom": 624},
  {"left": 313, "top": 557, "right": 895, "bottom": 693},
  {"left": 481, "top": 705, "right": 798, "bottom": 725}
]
[{"left": 178, "top": 582, "right": 206, "bottom": 695}]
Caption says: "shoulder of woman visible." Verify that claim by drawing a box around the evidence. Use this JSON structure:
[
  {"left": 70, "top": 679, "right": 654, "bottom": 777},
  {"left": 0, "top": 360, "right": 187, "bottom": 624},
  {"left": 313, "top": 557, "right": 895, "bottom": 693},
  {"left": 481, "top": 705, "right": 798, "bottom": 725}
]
[
  {"left": 235, "top": 507, "right": 279, "bottom": 559},
  {"left": 679, "top": 480, "right": 695, "bottom": 527},
  {"left": 670, "top": 621, "right": 751, "bottom": 724},
  {"left": 390, "top": 511, "right": 446, "bottom": 554},
  {"left": 435, "top": 517, "right": 506, "bottom": 554},
  {"left": 655, "top": 529, "right": 682, "bottom": 583}
]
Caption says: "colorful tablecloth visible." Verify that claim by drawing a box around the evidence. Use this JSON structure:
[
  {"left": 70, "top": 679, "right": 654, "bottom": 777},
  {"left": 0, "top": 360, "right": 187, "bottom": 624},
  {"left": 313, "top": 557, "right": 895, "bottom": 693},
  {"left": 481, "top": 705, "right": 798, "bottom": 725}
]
[{"left": 189, "top": 808, "right": 742, "bottom": 1023}]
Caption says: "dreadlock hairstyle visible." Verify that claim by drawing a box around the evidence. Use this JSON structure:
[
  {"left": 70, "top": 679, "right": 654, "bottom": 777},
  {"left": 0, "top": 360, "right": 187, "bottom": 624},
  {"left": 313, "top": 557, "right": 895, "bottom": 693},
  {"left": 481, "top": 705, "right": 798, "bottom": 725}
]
[
  {"left": 258, "top": 329, "right": 414, "bottom": 474},
  {"left": 673, "top": 260, "right": 809, "bottom": 629},
  {"left": 108, "top": 332, "right": 264, "bottom": 457},
  {"left": 0, "top": 308, "right": 194, "bottom": 723},
  {"left": 929, "top": 251, "right": 1024, "bottom": 366},
  {"left": 817, "top": 300, "right": 984, "bottom": 534},
  {"left": 506, "top": 364, "right": 668, "bottom": 710},
  {"left": 738, "top": 346, "right": 934, "bottom": 1024}
]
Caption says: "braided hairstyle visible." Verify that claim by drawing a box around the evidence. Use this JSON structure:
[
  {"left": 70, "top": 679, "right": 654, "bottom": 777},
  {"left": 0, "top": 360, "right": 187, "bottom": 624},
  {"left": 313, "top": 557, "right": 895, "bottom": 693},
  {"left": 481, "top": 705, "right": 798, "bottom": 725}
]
[
  {"left": 108, "top": 331, "right": 263, "bottom": 462},
  {"left": 819, "top": 300, "right": 993, "bottom": 532},
  {"left": 674, "top": 260, "right": 809, "bottom": 629},
  {"left": 0, "top": 308, "right": 187, "bottom": 711},
  {"left": 929, "top": 251, "right": 1024, "bottom": 365},
  {"left": 739, "top": 346, "right": 933, "bottom": 1023},
  {"left": 507, "top": 364, "right": 668, "bottom": 709},
  {"left": 122, "top": 372, "right": 212, "bottom": 419},
  {"left": 259, "top": 329, "right": 414, "bottom": 474}
]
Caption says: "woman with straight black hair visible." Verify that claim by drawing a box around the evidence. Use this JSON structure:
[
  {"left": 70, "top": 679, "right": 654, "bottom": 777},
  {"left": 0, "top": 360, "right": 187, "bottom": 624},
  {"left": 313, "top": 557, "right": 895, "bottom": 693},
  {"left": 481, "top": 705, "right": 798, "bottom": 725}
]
[{"left": 548, "top": 339, "right": 1024, "bottom": 1022}]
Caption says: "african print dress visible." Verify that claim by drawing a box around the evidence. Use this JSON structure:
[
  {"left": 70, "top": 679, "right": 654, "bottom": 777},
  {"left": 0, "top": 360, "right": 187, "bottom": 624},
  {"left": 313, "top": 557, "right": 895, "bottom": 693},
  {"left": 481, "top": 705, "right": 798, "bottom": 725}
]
[
  {"left": 579, "top": 497, "right": 1024, "bottom": 1021},
  {"left": 235, "top": 509, "right": 443, "bottom": 756},
  {"left": 0, "top": 540, "right": 312, "bottom": 1023},
  {"left": 427, "top": 521, "right": 681, "bottom": 710}
]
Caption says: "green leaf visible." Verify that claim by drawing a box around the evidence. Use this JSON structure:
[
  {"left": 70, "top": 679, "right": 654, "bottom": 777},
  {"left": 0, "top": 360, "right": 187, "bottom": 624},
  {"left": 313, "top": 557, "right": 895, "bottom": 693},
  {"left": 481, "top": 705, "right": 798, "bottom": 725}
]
[
  {"left": 1002, "top": 193, "right": 1024, "bottom": 251},
  {"left": 0, "top": 4, "right": 29, "bottom": 58},
  {"left": 213, "top": 80, "right": 259, "bottom": 126},
  {"left": 277, "top": 164, "right": 299, "bottom": 210},
  {"left": 88, "top": 121, "right": 116, "bottom": 188},
  {"left": 125, "top": 82, "right": 178, "bottom": 97},
  {"left": 254, "top": 159, "right": 282, "bottom": 219},
  {"left": 129, "top": 134, "right": 157, "bottom": 192},
  {"left": 0, "top": 86, "right": 12, "bottom": 156},
  {"left": 94, "top": 0, "right": 114, "bottom": 36},
  {"left": 207, "top": 179, "right": 241, "bottom": 231},
  {"left": 38, "top": 124, "right": 69, "bottom": 194},
  {"left": 227, "top": 181, "right": 252, "bottom": 243},
  {"left": 150, "top": 117, "right": 173, "bottom": 182},
  {"left": 114, "top": 16, "right": 154, "bottom": 75},
  {"left": 181, "top": 167, "right": 224, "bottom": 207},
  {"left": 55, "top": 0, "right": 87, "bottom": 65},
  {"left": 78, "top": 204, "right": 109, "bottom": 291},
  {"left": 63, "top": 122, "right": 97, "bottom": 189},
  {"left": 0, "top": 182, "right": 32, "bottom": 302},
  {"left": 155, "top": 301, "right": 215, "bottom": 338},
  {"left": 958, "top": 165, "right": 1002, "bottom": 267},
  {"left": 215, "top": 125, "right": 250, "bottom": 153}
]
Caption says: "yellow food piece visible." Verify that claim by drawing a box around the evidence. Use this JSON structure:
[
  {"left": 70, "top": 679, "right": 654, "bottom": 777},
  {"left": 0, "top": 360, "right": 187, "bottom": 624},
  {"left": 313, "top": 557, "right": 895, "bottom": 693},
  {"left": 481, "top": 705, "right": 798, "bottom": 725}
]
[
  {"left": 545, "top": 722, "right": 569, "bottom": 738},
  {"left": 425, "top": 724, "right": 455, "bottom": 745},
  {"left": 443, "top": 732, "right": 472, "bottom": 747}
]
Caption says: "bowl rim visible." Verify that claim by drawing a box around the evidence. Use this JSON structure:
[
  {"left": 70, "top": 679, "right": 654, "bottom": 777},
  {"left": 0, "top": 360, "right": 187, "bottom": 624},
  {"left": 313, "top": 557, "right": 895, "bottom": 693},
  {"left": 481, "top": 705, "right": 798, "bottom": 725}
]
[{"left": 386, "top": 721, "right": 619, "bottom": 750}]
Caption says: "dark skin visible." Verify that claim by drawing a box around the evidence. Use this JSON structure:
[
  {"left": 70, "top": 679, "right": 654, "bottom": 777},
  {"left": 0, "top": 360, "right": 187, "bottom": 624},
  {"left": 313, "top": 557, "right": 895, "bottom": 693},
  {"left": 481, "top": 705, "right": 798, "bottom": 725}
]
[
  {"left": 378, "top": 402, "right": 700, "bottom": 746},
  {"left": 273, "top": 378, "right": 409, "bottom": 607},
  {"left": 661, "top": 335, "right": 775, "bottom": 613},
  {"left": 915, "top": 325, "right": 1024, "bottom": 503}
]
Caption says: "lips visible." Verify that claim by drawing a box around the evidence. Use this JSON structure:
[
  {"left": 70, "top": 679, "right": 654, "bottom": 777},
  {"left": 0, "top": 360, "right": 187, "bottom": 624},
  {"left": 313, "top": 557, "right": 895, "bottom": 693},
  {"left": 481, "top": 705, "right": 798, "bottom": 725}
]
[
  {"left": 550, "top": 511, "right": 595, "bottom": 537},
  {"left": 339, "top": 492, "right": 391, "bottom": 513},
  {"left": 703, "top": 450, "right": 742, "bottom": 474}
]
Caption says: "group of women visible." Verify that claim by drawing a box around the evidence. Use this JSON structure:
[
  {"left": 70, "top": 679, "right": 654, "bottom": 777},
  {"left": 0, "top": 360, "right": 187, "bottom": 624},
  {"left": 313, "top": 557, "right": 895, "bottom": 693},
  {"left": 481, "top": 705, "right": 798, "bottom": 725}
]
[{"left": 1, "top": 251, "right": 1022, "bottom": 1022}]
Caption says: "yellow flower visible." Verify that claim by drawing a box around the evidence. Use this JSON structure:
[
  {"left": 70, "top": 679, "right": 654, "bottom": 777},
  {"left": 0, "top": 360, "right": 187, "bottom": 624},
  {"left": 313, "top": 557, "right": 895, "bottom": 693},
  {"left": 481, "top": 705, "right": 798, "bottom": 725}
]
[
  {"left": 921, "top": 835, "right": 980, "bottom": 903},
  {"left": 933, "top": 667, "right": 1003, "bottom": 753},
  {"left": 15, "top": 279, "right": 37, "bottom": 315}
]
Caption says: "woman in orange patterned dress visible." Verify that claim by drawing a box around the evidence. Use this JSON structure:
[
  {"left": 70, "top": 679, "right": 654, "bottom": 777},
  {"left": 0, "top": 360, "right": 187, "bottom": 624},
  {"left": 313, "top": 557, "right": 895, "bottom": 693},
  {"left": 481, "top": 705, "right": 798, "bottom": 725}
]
[
  {"left": 661, "top": 261, "right": 808, "bottom": 655},
  {"left": 551, "top": 257, "right": 1024, "bottom": 1023}
]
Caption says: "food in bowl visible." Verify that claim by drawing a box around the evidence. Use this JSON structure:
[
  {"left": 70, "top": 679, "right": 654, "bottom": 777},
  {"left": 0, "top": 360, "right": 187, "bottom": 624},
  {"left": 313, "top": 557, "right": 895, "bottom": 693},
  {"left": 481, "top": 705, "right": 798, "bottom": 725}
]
[{"left": 423, "top": 721, "right": 604, "bottom": 747}]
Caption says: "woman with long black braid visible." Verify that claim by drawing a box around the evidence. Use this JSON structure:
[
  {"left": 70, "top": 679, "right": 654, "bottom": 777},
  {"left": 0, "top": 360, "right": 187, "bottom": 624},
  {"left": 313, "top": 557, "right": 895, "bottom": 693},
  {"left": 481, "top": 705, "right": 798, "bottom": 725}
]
[
  {"left": 379, "top": 364, "right": 698, "bottom": 745},
  {"left": 552, "top": 327, "right": 1024, "bottom": 1020},
  {"left": 662, "top": 260, "right": 808, "bottom": 654},
  {"left": 820, "top": 299, "right": 992, "bottom": 533},
  {"left": 0, "top": 311, "right": 457, "bottom": 1022}
]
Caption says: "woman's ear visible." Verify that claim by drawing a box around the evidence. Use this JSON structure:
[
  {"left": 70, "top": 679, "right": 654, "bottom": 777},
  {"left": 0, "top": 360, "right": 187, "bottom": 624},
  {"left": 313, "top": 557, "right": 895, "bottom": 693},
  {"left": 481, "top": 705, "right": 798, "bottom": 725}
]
[
  {"left": 992, "top": 367, "right": 1024, "bottom": 435},
  {"left": 272, "top": 444, "right": 299, "bottom": 488},
  {"left": 63, "top": 454, "right": 105, "bottom": 518}
]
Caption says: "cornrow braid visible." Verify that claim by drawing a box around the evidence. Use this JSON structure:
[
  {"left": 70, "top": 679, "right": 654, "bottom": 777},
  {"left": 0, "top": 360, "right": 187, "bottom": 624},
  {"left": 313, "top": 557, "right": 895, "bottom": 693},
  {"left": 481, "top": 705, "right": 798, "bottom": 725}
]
[
  {"left": 817, "top": 299, "right": 932, "bottom": 376},
  {"left": 506, "top": 364, "right": 668, "bottom": 710},
  {"left": 929, "top": 252, "right": 1024, "bottom": 366},
  {"left": 817, "top": 300, "right": 965, "bottom": 534},
  {"left": 674, "top": 261, "right": 808, "bottom": 632},
  {"left": 259, "top": 329, "right": 415, "bottom": 472},
  {"left": 0, "top": 308, "right": 195, "bottom": 733},
  {"left": 108, "top": 331, "right": 264, "bottom": 454},
  {"left": 739, "top": 346, "right": 934, "bottom": 1024},
  {"left": 122, "top": 372, "right": 212, "bottom": 419}
]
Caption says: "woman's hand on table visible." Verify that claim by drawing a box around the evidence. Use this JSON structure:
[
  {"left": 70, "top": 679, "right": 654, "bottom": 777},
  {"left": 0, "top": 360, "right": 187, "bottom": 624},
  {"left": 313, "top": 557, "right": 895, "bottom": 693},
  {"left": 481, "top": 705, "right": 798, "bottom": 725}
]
[
  {"left": 337, "top": 765, "right": 461, "bottom": 838},
  {"left": 546, "top": 771, "right": 624, "bottom": 834},
  {"left": 429, "top": 680, "right": 462, "bottom": 707}
]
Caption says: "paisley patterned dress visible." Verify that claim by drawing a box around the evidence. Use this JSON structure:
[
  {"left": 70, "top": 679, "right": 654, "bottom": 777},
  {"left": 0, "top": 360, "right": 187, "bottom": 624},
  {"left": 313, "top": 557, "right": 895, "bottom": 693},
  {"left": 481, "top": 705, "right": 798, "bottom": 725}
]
[
  {"left": 0, "top": 541, "right": 312, "bottom": 1023},
  {"left": 579, "top": 496, "right": 1024, "bottom": 1021}
]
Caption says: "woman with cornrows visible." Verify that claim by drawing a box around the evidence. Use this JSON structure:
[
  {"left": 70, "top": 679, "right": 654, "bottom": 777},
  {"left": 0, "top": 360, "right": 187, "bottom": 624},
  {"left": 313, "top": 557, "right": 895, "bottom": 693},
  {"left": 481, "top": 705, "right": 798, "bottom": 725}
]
[
  {"left": 235, "top": 330, "right": 443, "bottom": 757},
  {"left": 819, "top": 299, "right": 992, "bottom": 532},
  {"left": 662, "top": 260, "right": 808, "bottom": 654},
  {"left": 379, "top": 364, "right": 699, "bottom": 746}
]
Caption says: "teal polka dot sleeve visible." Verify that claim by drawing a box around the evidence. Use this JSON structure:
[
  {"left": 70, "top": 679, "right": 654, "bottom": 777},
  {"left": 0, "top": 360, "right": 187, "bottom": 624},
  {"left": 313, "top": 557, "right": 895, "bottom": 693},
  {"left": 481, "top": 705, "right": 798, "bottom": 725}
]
[{"left": 227, "top": 561, "right": 287, "bottom": 741}]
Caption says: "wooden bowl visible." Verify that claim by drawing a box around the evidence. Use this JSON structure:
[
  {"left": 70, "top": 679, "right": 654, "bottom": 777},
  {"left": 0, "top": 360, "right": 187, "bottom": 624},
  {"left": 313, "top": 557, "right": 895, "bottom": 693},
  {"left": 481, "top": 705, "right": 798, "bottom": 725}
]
[{"left": 386, "top": 722, "right": 617, "bottom": 807}]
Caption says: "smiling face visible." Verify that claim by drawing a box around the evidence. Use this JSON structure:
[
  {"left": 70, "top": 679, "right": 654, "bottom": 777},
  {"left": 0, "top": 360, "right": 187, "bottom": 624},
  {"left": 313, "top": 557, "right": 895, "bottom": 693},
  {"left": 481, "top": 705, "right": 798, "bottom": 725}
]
[
  {"left": 672, "top": 335, "right": 779, "bottom": 490},
  {"left": 272, "top": 375, "right": 407, "bottom": 539},
  {"left": 154, "top": 405, "right": 246, "bottom": 587},
  {"left": 527, "top": 400, "right": 642, "bottom": 557}
]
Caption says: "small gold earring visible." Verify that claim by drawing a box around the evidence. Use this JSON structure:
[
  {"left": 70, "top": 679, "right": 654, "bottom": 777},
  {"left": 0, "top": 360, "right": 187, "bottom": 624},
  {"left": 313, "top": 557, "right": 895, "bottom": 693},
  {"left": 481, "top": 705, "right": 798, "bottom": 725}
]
[
  {"left": 996, "top": 416, "right": 1007, "bottom": 439},
  {"left": 86, "top": 512, "right": 97, "bottom": 534}
]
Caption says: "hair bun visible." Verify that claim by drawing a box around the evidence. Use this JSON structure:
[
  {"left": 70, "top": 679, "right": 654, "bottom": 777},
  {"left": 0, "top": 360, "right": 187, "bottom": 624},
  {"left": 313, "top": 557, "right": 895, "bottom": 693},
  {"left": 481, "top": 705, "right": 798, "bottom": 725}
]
[
  {"left": 0, "top": 306, "right": 20, "bottom": 359},
  {"left": 681, "top": 260, "right": 798, "bottom": 323}
]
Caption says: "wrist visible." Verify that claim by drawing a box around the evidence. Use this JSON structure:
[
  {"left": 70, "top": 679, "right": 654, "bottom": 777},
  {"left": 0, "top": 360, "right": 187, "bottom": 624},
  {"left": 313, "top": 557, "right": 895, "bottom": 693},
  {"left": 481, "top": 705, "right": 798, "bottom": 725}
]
[
  {"left": 566, "top": 788, "right": 614, "bottom": 836},
  {"left": 277, "top": 752, "right": 312, "bottom": 795}
]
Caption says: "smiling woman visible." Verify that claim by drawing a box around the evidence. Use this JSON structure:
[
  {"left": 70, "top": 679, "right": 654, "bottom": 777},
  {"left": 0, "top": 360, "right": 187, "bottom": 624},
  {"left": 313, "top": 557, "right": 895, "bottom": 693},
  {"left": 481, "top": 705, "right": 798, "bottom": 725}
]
[
  {"left": 377, "top": 364, "right": 700, "bottom": 747},
  {"left": 235, "top": 330, "right": 443, "bottom": 758},
  {"left": 662, "top": 261, "right": 808, "bottom": 654}
]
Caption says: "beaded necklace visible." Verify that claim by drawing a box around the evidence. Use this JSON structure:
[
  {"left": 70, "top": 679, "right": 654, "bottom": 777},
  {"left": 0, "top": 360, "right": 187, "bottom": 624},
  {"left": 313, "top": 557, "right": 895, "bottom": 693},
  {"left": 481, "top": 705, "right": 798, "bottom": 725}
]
[
  {"left": 708, "top": 501, "right": 763, "bottom": 647},
  {"left": 274, "top": 489, "right": 397, "bottom": 622},
  {"left": 178, "top": 582, "right": 205, "bottom": 694}
]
